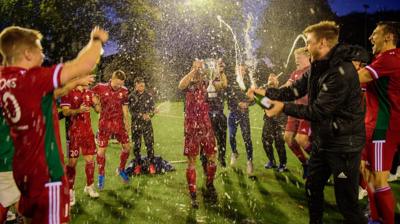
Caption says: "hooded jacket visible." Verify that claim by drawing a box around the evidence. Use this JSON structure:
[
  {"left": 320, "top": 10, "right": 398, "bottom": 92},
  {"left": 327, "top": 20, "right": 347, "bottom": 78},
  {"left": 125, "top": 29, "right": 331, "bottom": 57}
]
[{"left": 266, "top": 44, "right": 365, "bottom": 152}]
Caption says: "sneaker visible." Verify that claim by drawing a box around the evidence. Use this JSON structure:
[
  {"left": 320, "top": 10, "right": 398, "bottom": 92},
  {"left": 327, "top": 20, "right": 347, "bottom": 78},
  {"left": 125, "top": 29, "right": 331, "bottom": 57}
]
[
  {"left": 247, "top": 160, "right": 254, "bottom": 176},
  {"left": 204, "top": 183, "right": 218, "bottom": 204},
  {"left": 149, "top": 163, "right": 156, "bottom": 174},
  {"left": 230, "top": 152, "right": 239, "bottom": 167},
  {"left": 302, "top": 163, "right": 309, "bottom": 179},
  {"left": 84, "top": 184, "right": 100, "bottom": 198},
  {"left": 6, "top": 210, "right": 16, "bottom": 221},
  {"left": 116, "top": 168, "right": 129, "bottom": 183},
  {"left": 69, "top": 189, "right": 76, "bottom": 206},
  {"left": 134, "top": 165, "right": 142, "bottom": 175},
  {"left": 277, "top": 164, "right": 288, "bottom": 173},
  {"left": 264, "top": 161, "right": 277, "bottom": 169},
  {"left": 387, "top": 173, "right": 398, "bottom": 182},
  {"left": 358, "top": 186, "right": 368, "bottom": 200},
  {"left": 98, "top": 175, "right": 105, "bottom": 190},
  {"left": 190, "top": 192, "right": 199, "bottom": 209}
]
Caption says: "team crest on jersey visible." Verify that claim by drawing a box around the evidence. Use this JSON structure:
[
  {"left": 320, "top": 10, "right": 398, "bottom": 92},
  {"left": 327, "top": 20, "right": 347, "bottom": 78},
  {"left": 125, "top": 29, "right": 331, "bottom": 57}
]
[
  {"left": 74, "top": 96, "right": 79, "bottom": 101},
  {"left": 86, "top": 95, "right": 90, "bottom": 101},
  {"left": 105, "top": 92, "right": 109, "bottom": 96}
]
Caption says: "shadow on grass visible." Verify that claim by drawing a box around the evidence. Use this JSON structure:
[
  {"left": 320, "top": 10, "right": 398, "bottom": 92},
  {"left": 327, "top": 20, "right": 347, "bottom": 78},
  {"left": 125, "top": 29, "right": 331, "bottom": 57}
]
[
  {"left": 200, "top": 167, "right": 289, "bottom": 224},
  {"left": 273, "top": 171, "right": 343, "bottom": 224},
  {"left": 79, "top": 177, "right": 149, "bottom": 223}
]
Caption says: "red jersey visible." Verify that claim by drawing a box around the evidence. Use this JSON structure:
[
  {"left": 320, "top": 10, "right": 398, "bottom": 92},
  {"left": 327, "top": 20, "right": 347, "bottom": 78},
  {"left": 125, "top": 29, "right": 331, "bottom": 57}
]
[
  {"left": 185, "top": 81, "right": 210, "bottom": 121},
  {"left": 92, "top": 82, "right": 128, "bottom": 125},
  {"left": 364, "top": 48, "right": 400, "bottom": 138},
  {"left": 60, "top": 88, "right": 94, "bottom": 137},
  {"left": 288, "top": 66, "right": 309, "bottom": 105},
  {"left": 0, "top": 64, "right": 65, "bottom": 184}
]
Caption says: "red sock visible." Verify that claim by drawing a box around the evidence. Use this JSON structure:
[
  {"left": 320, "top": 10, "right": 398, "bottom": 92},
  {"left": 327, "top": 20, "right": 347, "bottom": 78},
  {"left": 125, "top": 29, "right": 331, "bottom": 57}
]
[
  {"left": 206, "top": 161, "right": 217, "bottom": 185},
  {"left": 367, "top": 185, "right": 379, "bottom": 220},
  {"left": 186, "top": 167, "right": 196, "bottom": 193},
  {"left": 375, "top": 187, "right": 395, "bottom": 224},
  {"left": 97, "top": 154, "right": 106, "bottom": 176},
  {"left": 0, "top": 204, "right": 8, "bottom": 224},
  {"left": 85, "top": 161, "right": 95, "bottom": 186},
  {"left": 119, "top": 150, "right": 129, "bottom": 171},
  {"left": 66, "top": 165, "right": 76, "bottom": 189},
  {"left": 289, "top": 142, "right": 307, "bottom": 164}
]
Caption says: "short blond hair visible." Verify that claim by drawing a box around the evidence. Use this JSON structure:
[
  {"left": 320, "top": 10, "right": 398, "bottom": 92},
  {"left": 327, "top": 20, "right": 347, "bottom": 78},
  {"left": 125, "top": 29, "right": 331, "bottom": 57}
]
[
  {"left": 303, "top": 21, "right": 339, "bottom": 47},
  {"left": 294, "top": 47, "right": 310, "bottom": 57},
  {"left": 0, "top": 26, "right": 42, "bottom": 65},
  {"left": 111, "top": 70, "right": 126, "bottom": 80}
]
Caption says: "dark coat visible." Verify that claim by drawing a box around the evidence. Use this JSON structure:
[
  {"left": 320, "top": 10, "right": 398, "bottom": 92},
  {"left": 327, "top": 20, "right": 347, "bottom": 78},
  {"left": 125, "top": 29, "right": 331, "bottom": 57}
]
[{"left": 266, "top": 44, "right": 365, "bottom": 152}]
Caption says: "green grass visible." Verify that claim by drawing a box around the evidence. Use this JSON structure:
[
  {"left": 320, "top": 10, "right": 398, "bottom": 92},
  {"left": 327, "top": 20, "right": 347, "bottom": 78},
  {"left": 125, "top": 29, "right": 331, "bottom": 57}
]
[{"left": 59, "top": 101, "right": 400, "bottom": 224}]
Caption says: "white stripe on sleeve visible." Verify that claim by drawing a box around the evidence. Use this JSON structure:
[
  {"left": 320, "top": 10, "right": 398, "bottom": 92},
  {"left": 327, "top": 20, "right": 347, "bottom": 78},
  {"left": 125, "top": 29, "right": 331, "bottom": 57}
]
[{"left": 53, "top": 64, "right": 63, "bottom": 89}]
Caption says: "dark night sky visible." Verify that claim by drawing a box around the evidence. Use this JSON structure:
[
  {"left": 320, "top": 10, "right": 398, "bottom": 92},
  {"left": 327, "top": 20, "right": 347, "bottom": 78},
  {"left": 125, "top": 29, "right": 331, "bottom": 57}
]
[{"left": 328, "top": 0, "right": 400, "bottom": 16}]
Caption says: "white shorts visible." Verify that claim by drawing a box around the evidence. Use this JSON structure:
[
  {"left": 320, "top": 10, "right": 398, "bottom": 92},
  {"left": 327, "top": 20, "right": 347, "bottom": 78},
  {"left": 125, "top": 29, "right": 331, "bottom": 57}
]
[{"left": 0, "top": 172, "right": 20, "bottom": 207}]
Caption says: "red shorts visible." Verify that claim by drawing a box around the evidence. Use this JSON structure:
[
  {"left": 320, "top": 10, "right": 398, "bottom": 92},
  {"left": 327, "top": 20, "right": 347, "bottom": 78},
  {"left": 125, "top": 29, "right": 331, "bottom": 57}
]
[
  {"left": 98, "top": 121, "right": 129, "bottom": 148},
  {"left": 18, "top": 175, "right": 69, "bottom": 224},
  {"left": 68, "top": 132, "right": 96, "bottom": 158},
  {"left": 285, "top": 116, "right": 311, "bottom": 136},
  {"left": 363, "top": 129, "right": 400, "bottom": 172},
  {"left": 184, "top": 119, "right": 216, "bottom": 157}
]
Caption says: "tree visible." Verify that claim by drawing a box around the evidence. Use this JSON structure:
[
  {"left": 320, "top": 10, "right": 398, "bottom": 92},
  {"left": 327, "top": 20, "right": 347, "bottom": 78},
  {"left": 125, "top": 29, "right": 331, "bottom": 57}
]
[
  {"left": 0, "top": 0, "right": 107, "bottom": 64},
  {"left": 256, "top": 0, "right": 336, "bottom": 75}
]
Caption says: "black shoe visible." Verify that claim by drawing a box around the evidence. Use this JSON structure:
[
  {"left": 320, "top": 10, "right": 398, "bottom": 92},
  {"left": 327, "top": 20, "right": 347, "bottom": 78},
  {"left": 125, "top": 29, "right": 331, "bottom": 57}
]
[
  {"left": 219, "top": 158, "right": 227, "bottom": 168},
  {"left": 204, "top": 183, "right": 218, "bottom": 204},
  {"left": 190, "top": 192, "right": 199, "bottom": 209}
]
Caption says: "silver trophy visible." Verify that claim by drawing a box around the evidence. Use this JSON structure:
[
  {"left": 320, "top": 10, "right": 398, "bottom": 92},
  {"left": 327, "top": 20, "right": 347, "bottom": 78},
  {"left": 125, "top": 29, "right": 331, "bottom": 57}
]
[{"left": 204, "top": 58, "right": 218, "bottom": 98}]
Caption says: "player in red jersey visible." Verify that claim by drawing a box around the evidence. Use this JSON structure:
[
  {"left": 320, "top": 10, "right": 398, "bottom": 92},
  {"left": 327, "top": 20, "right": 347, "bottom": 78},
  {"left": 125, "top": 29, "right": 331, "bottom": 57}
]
[
  {"left": 358, "top": 21, "right": 400, "bottom": 224},
  {"left": 61, "top": 84, "right": 99, "bottom": 206},
  {"left": 178, "top": 60, "right": 217, "bottom": 209},
  {"left": 92, "top": 70, "right": 131, "bottom": 189},
  {"left": 0, "top": 26, "right": 107, "bottom": 224},
  {"left": 270, "top": 47, "right": 311, "bottom": 178}
]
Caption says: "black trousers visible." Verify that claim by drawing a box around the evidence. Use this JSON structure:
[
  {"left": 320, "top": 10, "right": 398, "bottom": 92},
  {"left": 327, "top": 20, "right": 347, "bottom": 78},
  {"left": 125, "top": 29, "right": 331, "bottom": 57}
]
[
  {"left": 228, "top": 111, "right": 253, "bottom": 160},
  {"left": 131, "top": 120, "right": 154, "bottom": 163},
  {"left": 209, "top": 111, "right": 227, "bottom": 162},
  {"left": 306, "top": 146, "right": 367, "bottom": 224},
  {"left": 262, "top": 115, "right": 286, "bottom": 165}
]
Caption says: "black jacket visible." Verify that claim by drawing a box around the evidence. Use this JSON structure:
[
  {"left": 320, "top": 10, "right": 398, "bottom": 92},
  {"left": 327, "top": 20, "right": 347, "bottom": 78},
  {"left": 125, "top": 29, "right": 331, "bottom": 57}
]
[
  {"left": 266, "top": 44, "right": 365, "bottom": 152},
  {"left": 128, "top": 90, "right": 155, "bottom": 123}
]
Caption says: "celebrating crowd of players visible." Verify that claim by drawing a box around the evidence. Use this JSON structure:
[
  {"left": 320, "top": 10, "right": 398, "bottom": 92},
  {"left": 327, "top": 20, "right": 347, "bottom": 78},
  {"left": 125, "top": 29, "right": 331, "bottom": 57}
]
[{"left": 0, "top": 20, "right": 399, "bottom": 224}]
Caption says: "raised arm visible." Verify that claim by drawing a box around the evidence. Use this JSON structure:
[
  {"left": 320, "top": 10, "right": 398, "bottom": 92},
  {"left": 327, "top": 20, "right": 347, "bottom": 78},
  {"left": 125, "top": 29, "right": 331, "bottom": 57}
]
[
  {"left": 266, "top": 70, "right": 309, "bottom": 101},
  {"left": 60, "top": 27, "right": 108, "bottom": 86},
  {"left": 213, "top": 72, "right": 228, "bottom": 90},
  {"left": 178, "top": 60, "right": 203, "bottom": 90}
]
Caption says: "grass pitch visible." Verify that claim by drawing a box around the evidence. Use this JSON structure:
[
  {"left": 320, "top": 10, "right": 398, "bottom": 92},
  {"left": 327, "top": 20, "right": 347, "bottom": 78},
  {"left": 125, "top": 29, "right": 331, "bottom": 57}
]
[{"left": 59, "top": 101, "right": 400, "bottom": 224}]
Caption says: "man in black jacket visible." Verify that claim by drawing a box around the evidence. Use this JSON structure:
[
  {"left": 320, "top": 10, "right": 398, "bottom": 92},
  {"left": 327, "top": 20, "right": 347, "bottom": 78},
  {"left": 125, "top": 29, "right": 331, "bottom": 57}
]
[
  {"left": 128, "top": 77, "right": 156, "bottom": 175},
  {"left": 248, "top": 21, "right": 367, "bottom": 224}
]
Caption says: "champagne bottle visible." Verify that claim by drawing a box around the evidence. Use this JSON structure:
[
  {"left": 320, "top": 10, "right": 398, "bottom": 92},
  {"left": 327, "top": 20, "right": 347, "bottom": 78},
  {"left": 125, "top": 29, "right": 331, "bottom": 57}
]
[{"left": 254, "top": 92, "right": 273, "bottom": 109}]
